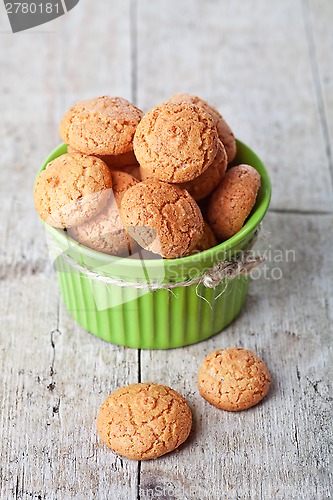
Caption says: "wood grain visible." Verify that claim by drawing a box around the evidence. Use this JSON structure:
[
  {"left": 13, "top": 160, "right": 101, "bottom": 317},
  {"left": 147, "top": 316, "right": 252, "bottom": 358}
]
[
  {"left": 306, "top": 0, "right": 333, "bottom": 185},
  {"left": 0, "top": 0, "right": 332, "bottom": 499},
  {"left": 0, "top": 274, "right": 140, "bottom": 499},
  {"left": 0, "top": 1, "right": 139, "bottom": 499},
  {"left": 140, "top": 212, "right": 333, "bottom": 500},
  {"left": 136, "top": 0, "right": 333, "bottom": 213}
]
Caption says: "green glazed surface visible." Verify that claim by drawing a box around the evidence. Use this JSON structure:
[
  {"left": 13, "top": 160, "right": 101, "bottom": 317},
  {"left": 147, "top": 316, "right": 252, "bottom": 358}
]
[{"left": 37, "top": 140, "right": 271, "bottom": 349}]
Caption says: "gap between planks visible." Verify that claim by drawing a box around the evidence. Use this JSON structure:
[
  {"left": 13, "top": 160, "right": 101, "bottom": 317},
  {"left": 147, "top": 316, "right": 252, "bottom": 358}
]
[
  {"left": 302, "top": 0, "right": 333, "bottom": 185},
  {"left": 130, "top": 0, "right": 138, "bottom": 107},
  {"left": 110, "top": 3, "right": 331, "bottom": 497},
  {"left": 130, "top": 1, "right": 142, "bottom": 497},
  {"left": 269, "top": 208, "right": 333, "bottom": 215}
]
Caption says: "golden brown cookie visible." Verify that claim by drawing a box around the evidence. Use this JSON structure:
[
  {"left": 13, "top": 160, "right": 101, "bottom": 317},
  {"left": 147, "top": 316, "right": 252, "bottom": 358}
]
[
  {"left": 60, "top": 96, "right": 143, "bottom": 156},
  {"left": 67, "top": 146, "right": 138, "bottom": 171},
  {"left": 133, "top": 102, "right": 219, "bottom": 183},
  {"left": 66, "top": 145, "right": 76, "bottom": 154},
  {"left": 198, "top": 348, "right": 271, "bottom": 411},
  {"left": 68, "top": 171, "right": 138, "bottom": 255},
  {"left": 97, "top": 383, "right": 192, "bottom": 460},
  {"left": 169, "top": 93, "right": 236, "bottom": 163},
  {"left": 119, "top": 164, "right": 141, "bottom": 180},
  {"left": 109, "top": 170, "right": 139, "bottom": 204},
  {"left": 34, "top": 153, "right": 112, "bottom": 228},
  {"left": 189, "top": 221, "right": 218, "bottom": 254},
  {"left": 120, "top": 180, "right": 204, "bottom": 259},
  {"left": 207, "top": 164, "right": 261, "bottom": 240},
  {"left": 179, "top": 140, "right": 227, "bottom": 200},
  {"left": 99, "top": 150, "right": 138, "bottom": 169}
]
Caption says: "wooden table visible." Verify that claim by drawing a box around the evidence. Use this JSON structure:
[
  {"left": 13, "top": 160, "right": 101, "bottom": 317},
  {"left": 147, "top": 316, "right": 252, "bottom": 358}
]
[{"left": 0, "top": 1, "right": 332, "bottom": 498}]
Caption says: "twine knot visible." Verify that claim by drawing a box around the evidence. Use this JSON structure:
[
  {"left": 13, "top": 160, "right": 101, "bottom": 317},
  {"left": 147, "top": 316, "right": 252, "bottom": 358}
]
[
  {"left": 201, "top": 250, "right": 265, "bottom": 288},
  {"left": 48, "top": 226, "right": 264, "bottom": 291}
]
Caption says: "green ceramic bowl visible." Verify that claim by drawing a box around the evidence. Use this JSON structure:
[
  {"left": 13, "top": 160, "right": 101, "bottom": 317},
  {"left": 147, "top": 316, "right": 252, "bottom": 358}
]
[{"left": 37, "top": 140, "right": 271, "bottom": 349}]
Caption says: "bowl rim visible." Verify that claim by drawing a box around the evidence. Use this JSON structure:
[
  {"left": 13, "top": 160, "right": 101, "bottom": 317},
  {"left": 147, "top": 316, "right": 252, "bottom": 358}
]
[{"left": 38, "top": 139, "right": 271, "bottom": 270}]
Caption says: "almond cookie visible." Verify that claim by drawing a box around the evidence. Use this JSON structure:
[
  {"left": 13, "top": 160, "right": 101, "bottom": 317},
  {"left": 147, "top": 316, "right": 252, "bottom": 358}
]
[
  {"left": 207, "top": 164, "right": 261, "bottom": 241},
  {"left": 120, "top": 180, "right": 204, "bottom": 259},
  {"left": 119, "top": 164, "right": 141, "bottom": 180},
  {"left": 133, "top": 102, "right": 219, "bottom": 183},
  {"left": 189, "top": 221, "right": 218, "bottom": 254},
  {"left": 68, "top": 171, "right": 138, "bottom": 255},
  {"left": 179, "top": 140, "right": 227, "bottom": 200},
  {"left": 34, "top": 153, "right": 112, "bottom": 228},
  {"left": 198, "top": 348, "right": 271, "bottom": 411},
  {"left": 99, "top": 150, "right": 138, "bottom": 169},
  {"left": 67, "top": 145, "right": 141, "bottom": 180},
  {"left": 97, "top": 383, "right": 192, "bottom": 461},
  {"left": 67, "top": 146, "right": 138, "bottom": 171},
  {"left": 169, "top": 93, "right": 236, "bottom": 163},
  {"left": 109, "top": 170, "right": 139, "bottom": 203},
  {"left": 60, "top": 96, "right": 143, "bottom": 156}
]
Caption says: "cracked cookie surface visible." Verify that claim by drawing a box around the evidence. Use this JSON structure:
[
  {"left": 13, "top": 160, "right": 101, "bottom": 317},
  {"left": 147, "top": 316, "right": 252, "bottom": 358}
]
[
  {"left": 60, "top": 96, "right": 143, "bottom": 156},
  {"left": 133, "top": 102, "right": 218, "bottom": 183},
  {"left": 97, "top": 383, "right": 192, "bottom": 460},
  {"left": 34, "top": 153, "right": 112, "bottom": 228},
  {"left": 207, "top": 164, "right": 261, "bottom": 240},
  {"left": 169, "top": 93, "right": 237, "bottom": 163},
  {"left": 120, "top": 180, "right": 204, "bottom": 259},
  {"left": 69, "top": 143, "right": 141, "bottom": 180},
  {"left": 198, "top": 348, "right": 271, "bottom": 411},
  {"left": 179, "top": 139, "right": 227, "bottom": 200},
  {"left": 68, "top": 171, "right": 138, "bottom": 255}
]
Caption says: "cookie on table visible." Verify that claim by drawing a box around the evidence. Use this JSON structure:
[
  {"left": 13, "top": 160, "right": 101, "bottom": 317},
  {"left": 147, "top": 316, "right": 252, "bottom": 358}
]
[
  {"left": 120, "top": 180, "right": 204, "bottom": 259},
  {"left": 97, "top": 383, "right": 192, "bottom": 461},
  {"left": 134, "top": 102, "right": 219, "bottom": 183},
  {"left": 34, "top": 153, "right": 112, "bottom": 228},
  {"left": 198, "top": 348, "right": 271, "bottom": 411},
  {"left": 60, "top": 96, "right": 143, "bottom": 156},
  {"left": 169, "top": 93, "right": 237, "bottom": 163},
  {"left": 189, "top": 221, "right": 218, "bottom": 254},
  {"left": 207, "top": 164, "right": 261, "bottom": 241},
  {"left": 179, "top": 140, "right": 227, "bottom": 200},
  {"left": 68, "top": 171, "right": 138, "bottom": 255}
]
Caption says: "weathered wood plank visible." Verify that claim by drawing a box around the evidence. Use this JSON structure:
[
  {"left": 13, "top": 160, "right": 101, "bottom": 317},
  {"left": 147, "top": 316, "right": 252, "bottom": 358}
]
[
  {"left": 0, "top": 275, "right": 139, "bottom": 500},
  {"left": 136, "top": 0, "right": 333, "bottom": 213},
  {"left": 140, "top": 212, "right": 333, "bottom": 500},
  {"left": 1, "top": 1, "right": 332, "bottom": 499},
  {"left": 306, "top": 0, "right": 333, "bottom": 183},
  {"left": 0, "top": 1, "right": 139, "bottom": 499}
]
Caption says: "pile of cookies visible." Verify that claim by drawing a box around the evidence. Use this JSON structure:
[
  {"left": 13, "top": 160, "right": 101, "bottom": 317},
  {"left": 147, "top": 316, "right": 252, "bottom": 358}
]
[
  {"left": 97, "top": 347, "right": 271, "bottom": 461},
  {"left": 34, "top": 94, "right": 261, "bottom": 259}
]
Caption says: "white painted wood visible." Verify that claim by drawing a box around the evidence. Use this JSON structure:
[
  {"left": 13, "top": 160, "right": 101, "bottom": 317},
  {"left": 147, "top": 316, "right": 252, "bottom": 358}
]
[
  {"left": 306, "top": 0, "right": 333, "bottom": 187},
  {"left": 136, "top": 0, "right": 333, "bottom": 213},
  {"left": 0, "top": 1, "right": 139, "bottom": 499},
  {"left": 140, "top": 212, "right": 333, "bottom": 500},
  {"left": 0, "top": 1, "right": 332, "bottom": 499},
  {"left": 0, "top": 275, "right": 139, "bottom": 500},
  {"left": 0, "top": 273, "right": 137, "bottom": 499}
]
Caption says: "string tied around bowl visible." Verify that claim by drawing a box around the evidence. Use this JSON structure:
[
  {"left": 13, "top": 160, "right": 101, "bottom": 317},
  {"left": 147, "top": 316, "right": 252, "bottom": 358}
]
[{"left": 48, "top": 225, "right": 265, "bottom": 294}]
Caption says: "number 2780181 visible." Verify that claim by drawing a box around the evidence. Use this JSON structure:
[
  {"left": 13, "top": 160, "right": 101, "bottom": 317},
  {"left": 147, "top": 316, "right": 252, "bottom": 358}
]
[{"left": 5, "top": 3, "right": 61, "bottom": 14}]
